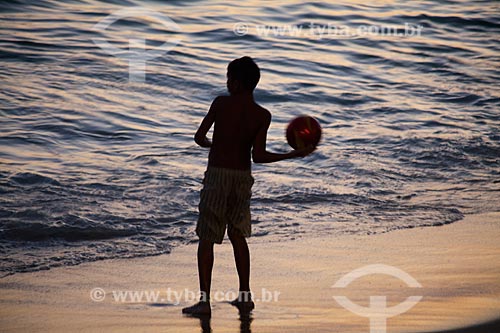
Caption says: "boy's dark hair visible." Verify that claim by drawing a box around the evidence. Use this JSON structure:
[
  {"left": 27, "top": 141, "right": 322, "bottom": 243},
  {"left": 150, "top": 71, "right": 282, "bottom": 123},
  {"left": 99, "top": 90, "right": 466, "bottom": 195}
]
[{"left": 227, "top": 56, "right": 260, "bottom": 91}]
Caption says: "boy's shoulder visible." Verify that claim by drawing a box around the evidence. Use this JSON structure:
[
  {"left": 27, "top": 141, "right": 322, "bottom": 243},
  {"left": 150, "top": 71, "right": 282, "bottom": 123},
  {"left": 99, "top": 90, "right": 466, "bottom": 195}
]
[{"left": 214, "top": 95, "right": 271, "bottom": 119}]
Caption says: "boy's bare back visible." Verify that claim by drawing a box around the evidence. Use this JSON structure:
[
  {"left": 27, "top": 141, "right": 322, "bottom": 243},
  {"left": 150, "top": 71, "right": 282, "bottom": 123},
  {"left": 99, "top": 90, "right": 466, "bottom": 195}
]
[
  {"left": 195, "top": 93, "right": 273, "bottom": 170},
  {"left": 209, "top": 95, "right": 269, "bottom": 170}
]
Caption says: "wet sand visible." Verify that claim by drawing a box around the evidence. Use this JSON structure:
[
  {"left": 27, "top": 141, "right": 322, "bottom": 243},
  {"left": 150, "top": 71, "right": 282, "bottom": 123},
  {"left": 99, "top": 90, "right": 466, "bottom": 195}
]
[{"left": 1, "top": 212, "right": 499, "bottom": 332}]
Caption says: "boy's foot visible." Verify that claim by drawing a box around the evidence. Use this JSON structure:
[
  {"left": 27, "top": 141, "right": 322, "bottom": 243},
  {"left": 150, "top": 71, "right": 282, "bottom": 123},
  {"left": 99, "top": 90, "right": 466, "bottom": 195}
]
[
  {"left": 230, "top": 298, "right": 255, "bottom": 310},
  {"left": 230, "top": 292, "right": 254, "bottom": 311},
  {"left": 182, "top": 301, "right": 211, "bottom": 316}
]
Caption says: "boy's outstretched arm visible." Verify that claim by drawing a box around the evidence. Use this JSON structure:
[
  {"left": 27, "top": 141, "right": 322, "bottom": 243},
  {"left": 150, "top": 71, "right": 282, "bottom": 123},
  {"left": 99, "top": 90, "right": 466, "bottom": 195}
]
[
  {"left": 252, "top": 112, "right": 314, "bottom": 163},
  {"left": 194, "top": 97, "right": 219, "bottom": 148}
]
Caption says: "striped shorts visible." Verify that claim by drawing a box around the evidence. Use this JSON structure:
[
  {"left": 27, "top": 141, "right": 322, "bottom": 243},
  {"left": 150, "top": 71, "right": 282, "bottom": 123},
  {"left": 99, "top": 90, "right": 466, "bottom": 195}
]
[{"left": 196, "top": 167, "right": 255, "bottom": 244}]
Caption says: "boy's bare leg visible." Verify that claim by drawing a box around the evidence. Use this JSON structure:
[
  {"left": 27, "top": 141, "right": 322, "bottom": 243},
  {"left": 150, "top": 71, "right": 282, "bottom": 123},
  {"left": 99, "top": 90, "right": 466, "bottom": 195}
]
[
  {"left": 228, "top": 229, "right": 254, "bottom": 309},
  {"left": 182, "top": 239, "right": 213, "bottom": 315},
  {"left": 198, "top": 239, "right": 214, "bottom": 298}
]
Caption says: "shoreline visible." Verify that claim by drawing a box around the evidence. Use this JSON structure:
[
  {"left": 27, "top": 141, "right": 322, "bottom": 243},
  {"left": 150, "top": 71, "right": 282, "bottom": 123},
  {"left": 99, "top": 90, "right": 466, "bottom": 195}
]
[{"left": 1, "top": 212, "right": 499, "bottom": 332}]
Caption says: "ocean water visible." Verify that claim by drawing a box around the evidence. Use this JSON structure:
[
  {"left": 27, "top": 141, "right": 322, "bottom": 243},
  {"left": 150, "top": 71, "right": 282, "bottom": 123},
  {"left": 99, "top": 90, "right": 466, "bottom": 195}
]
[{"left": 0, "top": 0, "right": 499, "bottom": 276}]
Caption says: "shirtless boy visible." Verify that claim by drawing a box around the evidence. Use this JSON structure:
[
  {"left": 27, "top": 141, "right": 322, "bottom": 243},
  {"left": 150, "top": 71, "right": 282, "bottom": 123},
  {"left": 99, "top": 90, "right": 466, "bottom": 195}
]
[{"left": 182, "top": 56, "right": 314, "bottom": 316}]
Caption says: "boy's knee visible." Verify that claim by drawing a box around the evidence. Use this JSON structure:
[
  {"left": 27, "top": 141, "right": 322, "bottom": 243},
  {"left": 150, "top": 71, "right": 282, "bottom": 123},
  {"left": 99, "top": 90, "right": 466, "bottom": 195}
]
[
  {"left": 228, "top": 228, "right": 244, "bottom": 241},
  {"left": 198, "top": 239, "right": 215, "bottom": 251}
]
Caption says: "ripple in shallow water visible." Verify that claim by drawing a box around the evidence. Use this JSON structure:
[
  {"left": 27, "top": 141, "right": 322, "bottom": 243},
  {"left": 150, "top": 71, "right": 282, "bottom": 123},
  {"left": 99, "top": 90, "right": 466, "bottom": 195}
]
[{"left": 0, "top": 0, "right": 499, "bottom": 275}]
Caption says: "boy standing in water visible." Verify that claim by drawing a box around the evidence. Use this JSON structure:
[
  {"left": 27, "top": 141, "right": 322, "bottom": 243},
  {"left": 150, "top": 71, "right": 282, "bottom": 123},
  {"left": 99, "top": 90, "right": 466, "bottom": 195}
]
[{"left": 182, "top": 56, "right": 314, "bottom": 315}]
